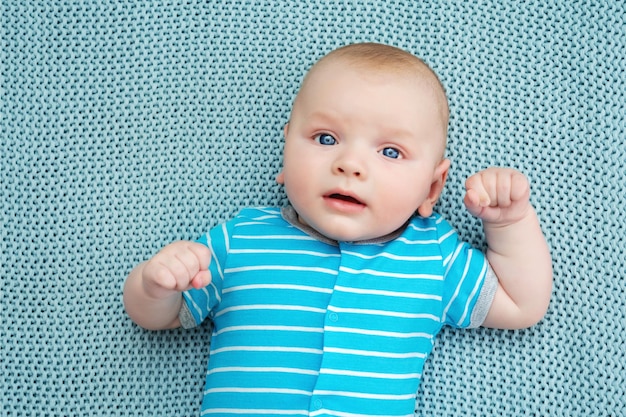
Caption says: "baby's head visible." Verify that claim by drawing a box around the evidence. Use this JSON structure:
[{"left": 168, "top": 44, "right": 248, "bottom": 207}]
[{"left": 277, "top": 43, "right": 452, "bottom": 242}]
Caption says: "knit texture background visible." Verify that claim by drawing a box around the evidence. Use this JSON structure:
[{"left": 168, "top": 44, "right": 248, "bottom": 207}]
[{"left": 2, "top": 1, "right": 625, "bottom": 416}]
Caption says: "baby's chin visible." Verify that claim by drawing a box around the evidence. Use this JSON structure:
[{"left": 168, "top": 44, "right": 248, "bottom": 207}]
[
  {"left": 297, "top": 216, "right": 364, "bottom": 242},
  {"left": 306, "top": 218, "right": 407, "bottom": 243}
]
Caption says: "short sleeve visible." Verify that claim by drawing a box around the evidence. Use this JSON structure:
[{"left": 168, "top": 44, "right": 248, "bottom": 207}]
[
  {"left": 436, "top": 216, "right": 495, "bottom": 328},
  {"left": 468, "top": 265, "right": 498, "bottom": 328},
  {"left": 178, "top": 221, "right": 231, "bottom": 329}
]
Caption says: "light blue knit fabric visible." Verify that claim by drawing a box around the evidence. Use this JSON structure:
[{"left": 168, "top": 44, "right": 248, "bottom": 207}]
[{"left": 2, "top": 1, "right": 625, "bottom": 416}]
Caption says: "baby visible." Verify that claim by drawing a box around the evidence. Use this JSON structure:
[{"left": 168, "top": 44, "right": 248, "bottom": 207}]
[{"left": 124, "top": 43, "right": 553, "bottom": 416}]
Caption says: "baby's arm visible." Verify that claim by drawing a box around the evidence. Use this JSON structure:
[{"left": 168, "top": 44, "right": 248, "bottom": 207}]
[
  {"left": 123, "top": 241, "right": 212, "bottom": 330},
  {"left": 464, "top": 168, "right": 553, "bottom": 329}
]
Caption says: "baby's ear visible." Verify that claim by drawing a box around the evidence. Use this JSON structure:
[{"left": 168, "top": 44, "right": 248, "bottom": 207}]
[
  {"left": 283, "top": 122, "right": 289, "bottom": 138},
  {"left": 417, "top": 159, "right": 451, "bottom": 217}
]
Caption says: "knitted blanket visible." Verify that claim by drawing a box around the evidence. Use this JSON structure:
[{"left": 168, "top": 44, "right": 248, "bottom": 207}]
[{"left": 3, "top": 1, "right": 624, "bottom": 415}]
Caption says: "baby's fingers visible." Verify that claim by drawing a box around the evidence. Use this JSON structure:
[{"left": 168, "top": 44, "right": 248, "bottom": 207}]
[
  {"left": 187, "top": 242, "right": 213, "bottom": 273},
  {"left": 509, "top": 171, "right": 531, "bottom": 203},
  {"left": 465, "top": 173, "right": 491, "bottom": 203},
  {"left": 173, "top": 242, "right": 212, "bottom": 291},
  {"left": 465, "top": 168, "right": 532, "bottom": 225},
  {"left": 464, "top": 188, "right": 488, "bottom": 218},
  {"left": 492, "top": 169, "right": 530, "bottom": 207},
  {"left": 142, "top": 241, "right": 213, "bottom": 296},
  {"left": 190, "top": 270, "right": 212, "bottom": 290},
  {"left": 170, "top": 242, "right": 212, "bottom": 291},
  {"left": 141, "top": 259, "right": 182, "bottom": 298}
]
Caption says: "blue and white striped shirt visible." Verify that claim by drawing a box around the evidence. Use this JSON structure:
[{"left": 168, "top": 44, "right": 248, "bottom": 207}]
[{"left": 180, "top": 207, "right": 496, "bottom": 417}]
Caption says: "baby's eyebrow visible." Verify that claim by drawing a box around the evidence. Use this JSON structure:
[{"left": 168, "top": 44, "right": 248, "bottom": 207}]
[
  {"left": 380, "top": 127, "right": 414, "bottom": 140},
  {"left": 306, "top": 111, "right": 339, "bottom": 127}
]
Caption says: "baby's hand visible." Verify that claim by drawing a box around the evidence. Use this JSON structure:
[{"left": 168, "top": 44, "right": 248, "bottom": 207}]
[
  {"left": 464, "top": 167, "right": 531, "bottom": 226},
  {"left": 141, "top": 241, "right": 212, "bottom": 300}
]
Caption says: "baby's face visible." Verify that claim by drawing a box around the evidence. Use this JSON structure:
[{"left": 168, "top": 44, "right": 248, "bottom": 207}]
[{"left": 277, "top": 60, "right": 448, "bottom": 242}]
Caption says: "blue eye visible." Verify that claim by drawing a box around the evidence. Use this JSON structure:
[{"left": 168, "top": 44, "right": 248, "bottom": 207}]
[
  {"left": 381, "top": 147, "right": 401, "bottom": 159},
  {"left": 316, "top": 133, "right": 337, "bottom": 146}
]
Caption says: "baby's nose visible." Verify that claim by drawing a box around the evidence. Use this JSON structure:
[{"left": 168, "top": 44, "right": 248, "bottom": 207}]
[
  {"left": 336, "top": 165, "right": 361, "bottom": 177},
  {"left": 333, "top": 154, "right": 366, "bottom": 178}
]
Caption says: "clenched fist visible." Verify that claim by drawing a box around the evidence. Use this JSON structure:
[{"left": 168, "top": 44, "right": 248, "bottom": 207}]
[
  {"left": 464, "top": 167, "right": 532, "bottom": 227},
  {"left": 141, "top": 241, "right": 213, "bottom": 300}
]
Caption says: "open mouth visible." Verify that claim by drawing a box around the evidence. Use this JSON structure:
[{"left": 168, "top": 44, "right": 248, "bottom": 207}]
[{"left": 327, "top": 193, "right": 365, "bottom": 206}]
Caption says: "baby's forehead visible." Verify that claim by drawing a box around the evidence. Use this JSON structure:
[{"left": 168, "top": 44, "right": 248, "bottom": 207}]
[{"left": 311, "top": 56, "right": 448, "bottom": 118}]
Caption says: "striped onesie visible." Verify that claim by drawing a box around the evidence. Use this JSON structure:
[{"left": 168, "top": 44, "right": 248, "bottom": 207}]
[{"left": 179, "top": 207, "right": 496, "bottom": 417}]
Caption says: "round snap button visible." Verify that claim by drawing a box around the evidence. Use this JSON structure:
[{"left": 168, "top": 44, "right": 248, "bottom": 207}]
[
  {"left": 328, "top": 312, "right": 339, "bottom": 322},
  {"left": 312, "top": 398, "right": 323, "bottom": 409}
]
